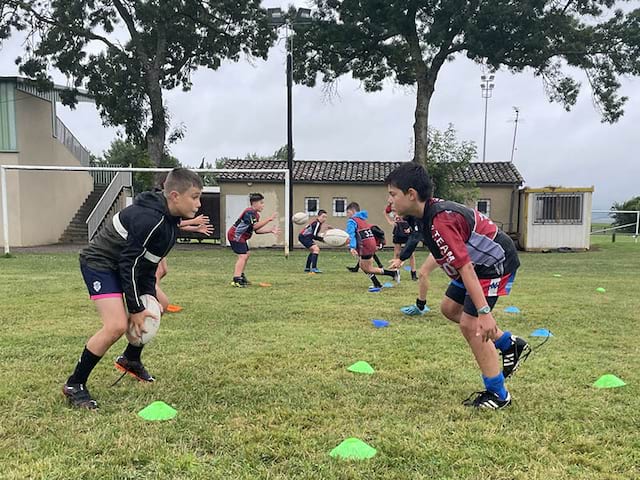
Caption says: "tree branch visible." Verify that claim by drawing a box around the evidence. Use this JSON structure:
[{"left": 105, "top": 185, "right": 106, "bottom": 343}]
[
  {"left": 12, "top": 1, "right": 122, "bottom": 53},
  {"left": 111, "top": 0, "right": 151, "bottom": 68}
]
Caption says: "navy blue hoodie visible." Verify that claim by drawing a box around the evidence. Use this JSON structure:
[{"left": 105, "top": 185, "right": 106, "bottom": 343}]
[{"left": 80, "top": 191, "right": 181, "bottom": 314}]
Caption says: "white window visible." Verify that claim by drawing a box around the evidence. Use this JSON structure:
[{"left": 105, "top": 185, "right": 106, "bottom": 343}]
[
  {"left": 534, "top": 193, "right": 583, "bottom": 225},
  {"left": 333, "top": 197, "right": 347, "bottom": 217},
  {"left": 305, "top": 197, "right": 319, "bottom": 215},
  {"left": 477, "top": 199, "right": 491, "bottom": 217}
]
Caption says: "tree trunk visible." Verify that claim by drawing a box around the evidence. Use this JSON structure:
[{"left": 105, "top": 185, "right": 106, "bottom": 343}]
[
  {"left": 145, "top": 70, "right": 166, "bottom": 167},
  {"left": 412, "top": 75, "right": 434, "bottom": 165}
]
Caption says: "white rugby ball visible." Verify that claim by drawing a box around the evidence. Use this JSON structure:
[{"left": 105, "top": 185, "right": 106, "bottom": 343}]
[
  {"left": 323, "top": 228, "right": 350, "bottom": 247},
  {"left": 292, "top": 211, "right": 309, "bottom": 225},
  {"left": 126, "top": 294, "right": 162, "bottom": 346}
]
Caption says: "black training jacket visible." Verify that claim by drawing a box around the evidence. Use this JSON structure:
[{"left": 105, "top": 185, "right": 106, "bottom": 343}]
[{"left": 79, "top": 191, "right": 181, "bottom": 314}]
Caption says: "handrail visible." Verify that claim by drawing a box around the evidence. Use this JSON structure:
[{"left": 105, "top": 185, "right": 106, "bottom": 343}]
[
  {"left": 55, "top": 117, "right": 91, "bottom": 166},
  {"left": 86, "top": 171, "right": 132, "bottom": 240}
]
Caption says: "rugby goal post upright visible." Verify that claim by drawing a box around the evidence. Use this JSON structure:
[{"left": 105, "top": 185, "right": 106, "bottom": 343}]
[{"left": 0, "top": 165, "right": 290, "bottom": 256}]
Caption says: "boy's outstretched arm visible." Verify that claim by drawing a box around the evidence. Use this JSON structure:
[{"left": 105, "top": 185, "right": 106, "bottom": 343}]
[
  {"left": 253, "top": 212, "right": 278, "bottom": 232},
  {"left": 345, "top": 218, "right": 358, "bottom": 255},
  {"left": 399, "top": 227, "right": 422, "bottom": 261}
]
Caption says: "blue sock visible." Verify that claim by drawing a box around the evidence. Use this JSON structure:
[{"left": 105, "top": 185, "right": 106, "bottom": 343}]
[
  {"left": 483, "top": 372, "right": 508, "bottom": 400},
  {"left": 494, "top": 331, "right": 512, "bottom": 352}
]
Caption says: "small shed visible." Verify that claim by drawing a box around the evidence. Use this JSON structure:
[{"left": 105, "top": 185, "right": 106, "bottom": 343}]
[{"left": 518, "top": 186, "right": 594, "bottom": 251}]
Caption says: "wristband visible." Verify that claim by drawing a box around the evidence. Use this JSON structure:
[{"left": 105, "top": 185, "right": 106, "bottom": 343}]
[{"left": 477, "top": 305, "right": 491, "bottom": 315}]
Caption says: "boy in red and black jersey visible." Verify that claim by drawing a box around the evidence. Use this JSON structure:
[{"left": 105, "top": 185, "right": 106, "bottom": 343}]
[
  {"left": 384, "top": 202, "right": 417, "bottom": 280},
  {"left": 386, "top": 162, "right": 530, "bottom": 410},
  {"left": 346, "top": 202, "right": 400, "bottom": 289},
  {"left": 299, "top": 209, "right": 328, "bottom": 273},
  {"left": 226, "top": 193, "right": 280, "bottom": 287}
]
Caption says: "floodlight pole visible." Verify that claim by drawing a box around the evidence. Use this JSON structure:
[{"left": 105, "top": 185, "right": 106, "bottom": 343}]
[
  {"left": 480, "top": 74, "right": 495, "bottom": 163},
  {"left": 286, "top": 30, "right": 294, "bottom": 251}
]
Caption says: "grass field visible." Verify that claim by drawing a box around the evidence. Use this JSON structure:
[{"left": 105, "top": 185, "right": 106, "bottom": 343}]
[{"left": 1, "top": 239, "right": 639, "bottom": 479}]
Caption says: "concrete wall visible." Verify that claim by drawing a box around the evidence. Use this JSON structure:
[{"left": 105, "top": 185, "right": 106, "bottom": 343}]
[
  {"left": 221, "top": 181, "right": 392, "bottom": 248},
  {"left": 465, "top": 185, "right": 518, "bottom": 233},
  {"left": 11, "top": 92, "right": 93, "bottom": 246},
  {"left": 0, "top": 152, "right": 21, "bottom": 248},
  {"left": 220, "top": 181, "right": 521, "bottom": 248}
]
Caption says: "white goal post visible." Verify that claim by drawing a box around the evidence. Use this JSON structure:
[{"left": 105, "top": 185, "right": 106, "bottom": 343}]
[{"left": 0, "top": 164, "right": 291, "bottom": 256}]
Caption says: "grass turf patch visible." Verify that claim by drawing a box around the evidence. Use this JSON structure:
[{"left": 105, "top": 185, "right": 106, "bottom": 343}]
[{"left": 0, "top": 241, "right": 639, "bottom": 479}]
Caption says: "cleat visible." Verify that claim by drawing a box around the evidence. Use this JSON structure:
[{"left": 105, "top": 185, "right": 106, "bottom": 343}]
[
  {"left": 114, "top": 355, "right": 155, "bottom": 382},
  {"left": 62, "top": 383, "right": 98, "bottom": 410},
  {"left": 346, "top": 266, "right": 359, "bottom": 273},
  {"left": 502, "top": 335, "right": 531, "bottom": 379},
  {"left": 400, "top": 305, "right": 429, "bottom": 316},
  {"left": 411, "top": 271, "right": 418, "bottom": 281},
  {"left": 231, "top": 280, "right": 246, "bottom": 288},
  {"left": 240, "top": 274, "right": 251, "bottom": 285},
  {"left": 310, "top": 268, "right": 322, "bottom": 273},
  {"left": 304, "top": 268, "right": 311, "bottom": 273},
  {"left": 462, "top": 390, "right": 511, "bottom": 410}
]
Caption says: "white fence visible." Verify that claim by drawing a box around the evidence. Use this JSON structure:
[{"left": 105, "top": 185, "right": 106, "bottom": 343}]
[{"left": 591, "top": 209, "right": 640, "bottom": 242}]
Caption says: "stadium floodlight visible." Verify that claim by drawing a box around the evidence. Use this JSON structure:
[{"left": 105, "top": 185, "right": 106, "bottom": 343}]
[{"left": 0, "top": 165, "right": 291, "bottom": 256}]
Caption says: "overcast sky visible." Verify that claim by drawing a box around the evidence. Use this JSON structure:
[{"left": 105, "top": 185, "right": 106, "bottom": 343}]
[{"left": 1, "top": 1, "right": 639, "bottom": 210}]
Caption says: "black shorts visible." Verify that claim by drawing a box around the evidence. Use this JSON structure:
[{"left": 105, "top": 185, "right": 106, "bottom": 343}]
[
  {"left": 360, "top": 254, "right": 374, "bottom": 260},
  {"left": 230, "top": 241, "right": 249, "bottom": 254},
  {"left": 392, "top": 234, "right": 409, "bottom": 245},
  {"left": 80, "top": 262, "right": 123, "bottom": 300},
  {"left": 298, "top": 235, "right": 315, "bottom": 249},
  {"left": 445, "top": 279, "right": 499, "bottom": 317}
]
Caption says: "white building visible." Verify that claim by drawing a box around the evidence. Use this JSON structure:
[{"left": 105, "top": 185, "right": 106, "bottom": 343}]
[{"left": 518, "top": 186, "right": 594, "bottom": 251}]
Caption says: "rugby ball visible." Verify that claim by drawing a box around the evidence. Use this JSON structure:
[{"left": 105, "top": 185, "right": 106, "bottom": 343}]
[
  {"left": 323, "top": 228, "right": 350, "bottom": 247},
  {"left": 126, "top": 294, "right": 162, "bottom": 346},
  {"left": 292, "top": 211, "right": 309, "bottom": 225}
]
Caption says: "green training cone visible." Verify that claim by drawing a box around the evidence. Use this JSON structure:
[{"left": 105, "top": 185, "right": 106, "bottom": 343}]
[
  {"left": 330, "top": 438, "right": 377, "bottom": 460},
  {"left": 347, "top": 361, "right": 375, "bottom": 374},
  {"left": 596, "top": 287, "right": 606, "bottom": 293},
  {"left": 138, "top": 401, "right": 178, "bottom": 421},
  {"left": 593, "top": 374, "right": 626, "bottom": 389}
]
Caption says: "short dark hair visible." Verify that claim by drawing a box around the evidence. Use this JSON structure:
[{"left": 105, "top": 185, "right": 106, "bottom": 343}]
[
  {"left": 249, "top": 193, "right": 264, "bottom": 204},
  {"left": 385, "top": 162, "right": 433, "bottom": 202},
  {"left": 317, "top": 209, "right": 327, "bottom": 216},
  {"left": 163, "top": 168, "right": 203, "bottom": 194},
  {"left": 346, "top": 202, "right": 360, "bottom": 212}
]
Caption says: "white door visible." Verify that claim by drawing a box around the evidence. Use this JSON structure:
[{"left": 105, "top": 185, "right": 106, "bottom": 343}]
[{"left": 225, "top": 194, "right": 249, "bottom": 246}]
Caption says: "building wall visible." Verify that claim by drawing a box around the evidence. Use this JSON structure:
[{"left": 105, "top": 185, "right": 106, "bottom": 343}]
[
  {"left": 13, "top": 92, "right": 93, "bottom": 246},
  {"left": 220, "top": 181, "right": 521, "bottom": 248},
  {"left": 520, "top": 188, "right": 593, "bottom": 251},
  {"left": 221, "top": 181, "right": 392, "bottom": 247},
  {"left": 466, "top": 185, "right": 518, "bottom": 232},
  {"left": 0, "top": 152, "right": 21, "bottom": 248}
]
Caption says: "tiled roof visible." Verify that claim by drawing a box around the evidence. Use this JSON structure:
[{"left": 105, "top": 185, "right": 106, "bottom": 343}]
[{"left": 219, "top": 159, "right": 523, "bottom": 185}]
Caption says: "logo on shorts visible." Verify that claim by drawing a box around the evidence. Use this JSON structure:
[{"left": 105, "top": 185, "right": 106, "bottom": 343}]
[{"left": 93, "top": 281, "right": 102, "bottom": 292}]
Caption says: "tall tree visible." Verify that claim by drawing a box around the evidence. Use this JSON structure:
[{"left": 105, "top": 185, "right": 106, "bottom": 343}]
[
  {"left": 427, "top": 124, "right": 477, "bottom": 203},
  {"left": 8, "top": 0, "right": 275, "bottom": 165},
  {"left": 94, "top": 138, "right": 180, "bottom": 193},
  {"left": 291, "top": 1, "right": 640, "bottom": 165}
]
